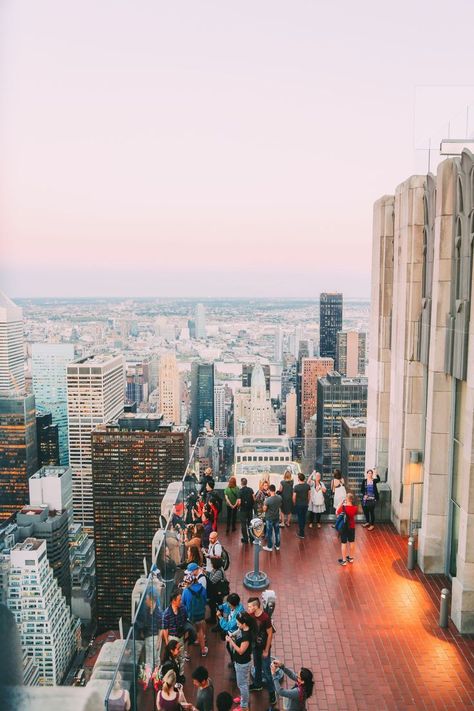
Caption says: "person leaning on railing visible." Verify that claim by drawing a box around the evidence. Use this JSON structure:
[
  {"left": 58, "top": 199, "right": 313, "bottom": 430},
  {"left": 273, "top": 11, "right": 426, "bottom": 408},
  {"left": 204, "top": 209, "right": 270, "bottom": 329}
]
[{"left": 360, "top": 468, "right": 380, "bottom": 531}]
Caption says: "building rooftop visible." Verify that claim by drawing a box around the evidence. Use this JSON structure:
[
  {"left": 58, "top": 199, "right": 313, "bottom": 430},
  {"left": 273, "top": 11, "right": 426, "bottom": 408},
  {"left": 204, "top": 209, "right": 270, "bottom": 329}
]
[
  {"left": 341, "top": 416, "right": 367, "bottom": 428},
  {"left": 69, "top": 353, "right": 121, "bottom": 366},
  {"left": 30, "top": 466, "right": 71, "bottom": 480},
  {"left": 13, "top": 537, "right": 43, "bottom": 551}
]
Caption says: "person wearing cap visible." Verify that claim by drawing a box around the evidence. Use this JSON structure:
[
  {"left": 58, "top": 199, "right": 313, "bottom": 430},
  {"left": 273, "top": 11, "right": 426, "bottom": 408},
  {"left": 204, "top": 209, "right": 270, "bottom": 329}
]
[{"left": 186, "top": 562, "right": 207, "bottom": 590}]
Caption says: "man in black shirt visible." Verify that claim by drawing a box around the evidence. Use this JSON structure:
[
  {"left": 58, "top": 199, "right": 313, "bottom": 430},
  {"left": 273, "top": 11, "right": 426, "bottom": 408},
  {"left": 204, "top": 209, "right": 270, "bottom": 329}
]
[{"left": 237, "top": 478, "right": 254, "bottom": 544}]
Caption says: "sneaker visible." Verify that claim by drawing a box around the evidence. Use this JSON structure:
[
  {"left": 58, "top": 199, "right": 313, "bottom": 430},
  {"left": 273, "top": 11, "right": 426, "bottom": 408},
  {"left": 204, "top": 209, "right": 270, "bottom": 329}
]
[
  {"left": 249, "top": 684, "right": 263, "bottom": 692},
  {"left": 368, "top": 525, "right": 375, "bottom": 531},
  {"left": 297, "top": 534, "right": 305, "bottom": 539},
  {"left": 317, "top": 523, "right": 321, "bottom": 528},
  {"left": 201, "top": 646, "right": 208, "bottom": 657},
  {"left": 279, "top": 523, "right": 285, "bottom": 528},
  {"left": 338, "top": 558, "right": 347, "bottom": 566},
  {"left": 233, "top": 697, "right": 241, "bottom": 704},
  {"left": 262, "top": 546, "right": 272, "bottom": 552},
  {"left": 346, "top": 556, "right": 354, "bottom": 563},
  {"left": 308, "top": 523, "right": 313, "bottom": 528},
  {"left": 184, "top": 652, "right": 191, "bottom": 662},
  {"left": 275, "top": 546, "right": 280, "bottom": 551},
  {"left": 362, "top": 522, "right": 370, "bottom": 527},
  {"left": 286, "top": 522, "right": 291, "bottom": 527}
]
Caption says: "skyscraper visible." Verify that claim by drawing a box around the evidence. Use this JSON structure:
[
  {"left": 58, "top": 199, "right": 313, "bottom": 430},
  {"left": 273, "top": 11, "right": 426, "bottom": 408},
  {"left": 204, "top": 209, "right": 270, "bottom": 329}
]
[
  {"left": 242, "top": 363, "right": 270, "bottom": 393},
  {"left": 31, "top": 343, "right": 75, "bottom": 465},
  {"left": 6, "top": 538, "right": 78, "bottom": 685},
  {"left": 67, "top": 354, "right": 124, "bottom": 534},
  {"left": 191, "top": 362, "right": 214, "bottom": 440},
  {"left": 195, "top": 302, "right": 207, "bottom": 339},
  {"left": 0, "top": 291, "right": 25, "bottom": 392},
  {"left": 285, "top": 389, "right": 297, "bottom": 437},
  {"left": 300, "top": 357, "right": 334, "bottom": 432},
  {"left": 316, "top": 372, "right": 367, "bottom": 475},
  {"left": 213, "top": 383, "right": 226, "bottom": 436},
  {"left": 36, "top": 412, "right": 60, "bottom": 467},
  {"left": 336, "top": 330, "right": 366, "bottom": 377},
  {"left": 0, "top": 392, "right": 38, "bottom": 521},
  {"left": 233, "top": 364, "right": 278, "bottom": 437},
  {"left": 274, "top": 326, "right": 283, "bottom": 363},
  {"left": 92, "top": 414, "right": 189, "bottom": 630},
  {"left": 158, "top": 353, "right": 180, "bottom": 424},
  {"left": 319, "top": 292, "right": 343, "bottom": 361}
]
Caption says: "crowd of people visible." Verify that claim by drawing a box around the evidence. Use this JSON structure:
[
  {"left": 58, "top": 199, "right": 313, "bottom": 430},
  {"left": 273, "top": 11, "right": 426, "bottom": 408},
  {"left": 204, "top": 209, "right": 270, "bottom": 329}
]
[{"left": 129, "top": 465, "right": 381, "bottom": 711}]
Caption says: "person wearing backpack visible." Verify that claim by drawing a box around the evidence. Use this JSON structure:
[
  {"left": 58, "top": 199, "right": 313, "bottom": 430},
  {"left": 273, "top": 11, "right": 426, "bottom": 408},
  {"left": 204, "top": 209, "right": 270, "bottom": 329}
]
[
  {"left": 335, "top": 492, "right": 358, "bottom": 566},
  {"left": 237, "top": 478, "right": 255, "bottom": 544},
  {"left": 181, "top": 573, "right": 208, "bottom": 657},
  {"left": 206, "top": 558, "right": 229, "bottom": 624}
]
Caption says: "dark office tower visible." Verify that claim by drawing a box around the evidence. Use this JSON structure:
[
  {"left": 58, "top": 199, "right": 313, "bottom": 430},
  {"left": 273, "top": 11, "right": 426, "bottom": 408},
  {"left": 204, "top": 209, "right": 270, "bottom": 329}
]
[
  {"left": 242, "top": 363, "right": 270, "bottom": 393},
  {"left": 36, "top": 412, "right": 60, "bottom": 466},
  {"left": 316, "top": 372, "right": 367, "bottom": 475},
  {"left": 0, "top": 393, "right": 38, "bottom": 521},
  {"left": 92, "top": 414, "right": 189, "bottom": 630},
  {"left": 191, "top": 362, "right": 215, "bottom": 441},
  {"left": 319, "top": 293, "right": 343, "bottom": 361},
  {"left": 16, "top": 505, "right": 71, "bottom": 603}
]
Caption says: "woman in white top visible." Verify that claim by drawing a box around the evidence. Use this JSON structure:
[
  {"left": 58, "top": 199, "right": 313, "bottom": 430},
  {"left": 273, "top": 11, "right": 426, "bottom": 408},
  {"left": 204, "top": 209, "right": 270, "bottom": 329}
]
[
  {"left": 307, "top": 471, "right": 326, "bottom": 528},
  {"left": 331, "top": 470, "right": 346, "bottom": 527}
]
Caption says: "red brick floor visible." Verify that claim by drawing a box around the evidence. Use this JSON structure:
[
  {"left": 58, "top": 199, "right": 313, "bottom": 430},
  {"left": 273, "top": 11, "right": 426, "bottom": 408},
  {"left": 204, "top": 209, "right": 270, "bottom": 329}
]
[{"left": 182, "top": 522, "right": 474, "bottom": 711}]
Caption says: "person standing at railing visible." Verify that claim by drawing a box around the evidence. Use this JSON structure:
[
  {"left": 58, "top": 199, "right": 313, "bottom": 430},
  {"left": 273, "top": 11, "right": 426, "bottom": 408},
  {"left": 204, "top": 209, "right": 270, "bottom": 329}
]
[
  {"left": 136, "top": 590, "right": 163, "bottom": 666},
  {"left": 330, "top": 470, "right": 346, "bottom": 527},
  {"left": 278, "top": 468, "right": 294, "bottom": 528},
  {"left": 237, "top": 478, "right": 255, "bottom": 544},
  {"left": 224, "top": 476, "right": 240, "bottom": 534},
  {"left": 292, "top": 473, "right": 310, "bottom": 539},
  {"left": 307, "top": 471, "right": 326, "bottom": 529},
  {"left": 360, "top": 469, "right": 380, "bottom": 531},
  {"left": 163, "top": 590, "right": 190, "bottom": 675}
]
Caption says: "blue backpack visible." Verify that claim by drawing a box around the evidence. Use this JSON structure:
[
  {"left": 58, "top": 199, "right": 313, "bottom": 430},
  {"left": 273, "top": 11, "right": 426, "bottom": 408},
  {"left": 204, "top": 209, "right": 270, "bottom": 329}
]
[
  {"left": 335, "top": 507, "right": 348, "bottom": 532},
  {"left": 187, "top": 584, "right": 207, "bottom": 622}
]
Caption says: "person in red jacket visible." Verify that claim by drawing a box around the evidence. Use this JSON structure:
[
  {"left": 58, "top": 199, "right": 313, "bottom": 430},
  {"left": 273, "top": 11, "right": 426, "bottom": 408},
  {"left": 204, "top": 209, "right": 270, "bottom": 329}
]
[{"left": 336, "top": 492, "right": 358, "bottom": 566}]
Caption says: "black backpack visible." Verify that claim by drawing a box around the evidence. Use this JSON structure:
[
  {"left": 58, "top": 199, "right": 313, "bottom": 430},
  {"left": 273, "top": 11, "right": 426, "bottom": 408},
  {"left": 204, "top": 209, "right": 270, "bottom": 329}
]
[{"left": 220, "top": 546, "right": 230, "bottom": 571}]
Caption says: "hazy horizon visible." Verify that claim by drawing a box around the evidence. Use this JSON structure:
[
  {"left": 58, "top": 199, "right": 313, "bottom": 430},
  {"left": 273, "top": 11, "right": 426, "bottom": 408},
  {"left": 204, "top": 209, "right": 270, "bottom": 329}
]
[{"left": 1, "top": 1, "right": 474, "bottom": 298}]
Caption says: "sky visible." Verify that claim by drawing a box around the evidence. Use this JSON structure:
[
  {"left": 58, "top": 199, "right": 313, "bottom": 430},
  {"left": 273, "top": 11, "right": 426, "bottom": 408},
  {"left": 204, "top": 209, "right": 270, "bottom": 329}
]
[{"left": 1, "top": 0, "right": 474, "bottom": 298}]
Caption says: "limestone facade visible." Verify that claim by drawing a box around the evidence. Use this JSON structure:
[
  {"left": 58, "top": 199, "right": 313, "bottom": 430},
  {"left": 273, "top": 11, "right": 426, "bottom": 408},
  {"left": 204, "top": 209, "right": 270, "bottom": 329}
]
[{"left": 367, "top": 149, "right": 474, "bottom": 632}]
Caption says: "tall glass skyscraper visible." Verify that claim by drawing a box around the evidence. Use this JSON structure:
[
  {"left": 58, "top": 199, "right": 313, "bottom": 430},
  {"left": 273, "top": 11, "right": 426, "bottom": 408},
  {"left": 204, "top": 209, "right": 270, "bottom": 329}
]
[
  {"left": 32, "top": 343, "right": 75, "bottom": 466},
  {"left": 0, "top": 291, "right": 24, "bottom": 392},
  {"left": 319, "top": 292, "right": 343, "bottom": 362},
  {"left": 191, "top": 362, "right": 215, "bottom": 441}
]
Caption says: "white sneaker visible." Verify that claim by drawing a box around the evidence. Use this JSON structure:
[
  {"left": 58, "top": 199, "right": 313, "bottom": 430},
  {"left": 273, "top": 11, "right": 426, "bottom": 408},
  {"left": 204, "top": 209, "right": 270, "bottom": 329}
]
[
  {"left": 262, "top": 546, "right": 272, "bottom": 552},
  {"left": 275, "top": 546, "right": 280, "bottom": 551}
]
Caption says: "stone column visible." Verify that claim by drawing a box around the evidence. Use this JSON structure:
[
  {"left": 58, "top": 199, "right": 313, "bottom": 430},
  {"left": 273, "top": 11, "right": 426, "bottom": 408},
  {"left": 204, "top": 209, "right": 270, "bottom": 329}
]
[
  {"left": 418, "top": 159, "right": 455, "bottom": 572},
  {"left": 366, "top": 195, "right": 394, "bottom": 478}
]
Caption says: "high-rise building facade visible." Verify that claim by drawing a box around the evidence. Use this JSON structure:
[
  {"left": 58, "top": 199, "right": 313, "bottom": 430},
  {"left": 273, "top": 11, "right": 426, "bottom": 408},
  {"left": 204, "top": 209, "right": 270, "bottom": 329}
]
[
  {"left": 31, "top": 343, "right": 74, "bottom": 465},
  {"left": 29, "top": 465, "right": 74, "bottom": 521},
  {"left": 92, "top": 414, "right": 189, "bottom": 630},
  {"left": 280, "top": 355, "right": 297, "bottom": 402},
  {"left": 319, "top": 292, "right": 343, "bottom": 361},
  {"left": 0, "top": 393, "right": 38, "bottom": 521},
  {"left": 195, "top": 303, "right": 207, "bottom": 339},
  {"left": 336, "top": 331, "right": 366, "bottom": 377},
  {"left": 341, "top": 416, "right": 367, "bottom": 491},
  {"left": 6, "top": 538, "right": 78, "bottom": 685},
  {"left": 274, "top": 327, "right": 283, "bottom": 363},
  {"left": 214, "top": 383, "right": 226, "bottom": 436},
  {"left": 125, "top": 361, "right": 148, "bottom": 404},
  {"left": 158, "top": 353, "right": 180, "bottom": 424},
  {"left": 285, "top": 389, "right": 297, "bottom": 437},
  {"left": 67, "top": 354, "right": 124, "bottom": 533},
  {"left": 0, "top": 291, "right": 25, "bottom": 392},
  {"left": 36, "top": 412, "right": 60, "bottom": 467},
  {"left": 191, "top": 362, "right": 215, "bottom": 441},
  {"left": 367, "top": 150, "right": 474, "bottom": 632},
  {"left": 234, "top": 365, "right": 278, "bottom": 437},
  {"left": 16, "top": 505, "right": 71, "bottom": 604},
  {"left": 316, "top": 372, "right": 367, "bottom": 475},
  {"left": 300, "top": 357, "right": 334, "bottom": 431}
]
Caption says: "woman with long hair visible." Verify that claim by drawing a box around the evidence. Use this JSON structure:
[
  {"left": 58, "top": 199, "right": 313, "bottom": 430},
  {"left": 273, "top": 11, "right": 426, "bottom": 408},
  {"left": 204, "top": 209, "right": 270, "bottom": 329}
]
[
  {"left": 160, "top": 640, "right": 185, "bottom": 686},
  {"left": 360, "top": 468, "right": 380, "bottom": 531},
  {"left": 278, "top": 468, "right": 294, "bottom": 527},
  {"left": 225, "top": 611, "right": 255, "bottom": 711},
  {"left": 307, "top": 471, "right": 326, "bottom": 528},
  {"left": 270, "top": 660, "right": 314, "bottom": 711},
  {"left": 156, "top": 670, "right": 190, "bottom": 711}
]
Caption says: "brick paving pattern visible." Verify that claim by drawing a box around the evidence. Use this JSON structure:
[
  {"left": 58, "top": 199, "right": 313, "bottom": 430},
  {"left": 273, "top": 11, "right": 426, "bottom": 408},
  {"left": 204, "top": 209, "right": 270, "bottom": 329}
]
[{"left": 182, "top": 522, "right": 474, "bottom": 711}]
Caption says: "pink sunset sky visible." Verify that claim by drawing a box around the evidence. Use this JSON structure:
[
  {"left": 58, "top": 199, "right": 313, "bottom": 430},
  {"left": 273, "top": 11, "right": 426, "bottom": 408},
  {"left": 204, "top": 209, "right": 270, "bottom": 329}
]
[{"left": 1, "top": 0, "right": 474, "bottom": 298}]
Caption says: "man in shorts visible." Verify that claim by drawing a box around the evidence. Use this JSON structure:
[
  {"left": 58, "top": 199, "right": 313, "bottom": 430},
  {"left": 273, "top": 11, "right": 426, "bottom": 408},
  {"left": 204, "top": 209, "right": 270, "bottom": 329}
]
[{"left": 336, "top": 492, "right": 358, "bottom": 565}]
